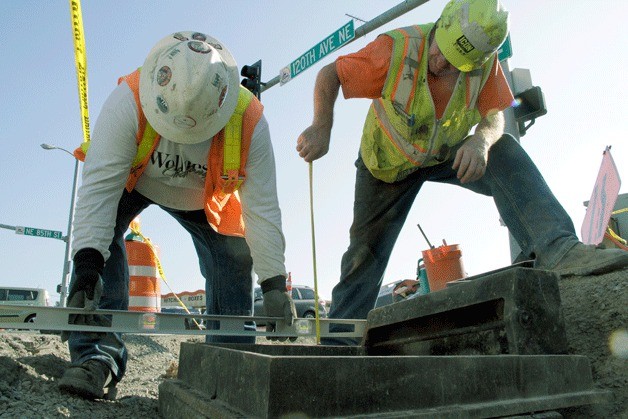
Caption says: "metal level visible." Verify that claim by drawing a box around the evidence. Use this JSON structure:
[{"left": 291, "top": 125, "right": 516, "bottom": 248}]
[{"left": 0, "top": 305, "right": 366, "bottom": 338}]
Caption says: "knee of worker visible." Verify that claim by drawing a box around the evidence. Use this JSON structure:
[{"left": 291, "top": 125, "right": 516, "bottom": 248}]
[
  {"left": 471, "top": 133, "right": 533, "bottom": 196},
  {"left": 97, "top": 272, "right": 129, "bottom": 309},
  {"left": 488, "top": 134, "right": 533, "bottom": 168},
  {"left": 99, "top": 285, "right": 129, "bottom": 310},
  {"left": 219, "top": 239, "right": 254, "bottom": 270},
  {"left": 340, "top": 244, "right": 379, "bottom": 283}
]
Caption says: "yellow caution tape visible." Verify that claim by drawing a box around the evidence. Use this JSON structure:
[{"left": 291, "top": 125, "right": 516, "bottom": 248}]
[
  {"left": 607, "top": 207, "right": 627, "bottom": 245},
  {"left": 606, "top": 227, "right": 627, "bottom": 245},
  {"left": 68, "top": 0, "right": 91, "bottom": 145}
]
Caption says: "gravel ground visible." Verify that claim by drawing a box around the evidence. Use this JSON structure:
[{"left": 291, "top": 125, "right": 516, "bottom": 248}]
[
  {"left": 0, "top": 332, "right": 200, "bottom": 418},
  {"left": 0, "top": 268, "right": 625, "bottom": 418}
]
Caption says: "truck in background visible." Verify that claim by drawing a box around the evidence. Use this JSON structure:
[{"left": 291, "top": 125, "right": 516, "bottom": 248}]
[{"left": 0, "top": 286, "right": 50, "bottom": 324}]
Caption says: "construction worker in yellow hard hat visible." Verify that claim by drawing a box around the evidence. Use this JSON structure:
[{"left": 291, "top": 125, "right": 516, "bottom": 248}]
[
  {"left": 297, "top": 0, "right": 628, "bottom": 346},
  {"left": 58, "top": 31, "right": 295, "bottom": 400},
  {"left": 435, "top": 0, "right": 509, "bottom": 72}
]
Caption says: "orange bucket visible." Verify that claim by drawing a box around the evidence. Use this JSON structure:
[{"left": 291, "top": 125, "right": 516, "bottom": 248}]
[
  {"left": 421, "top": 243, "right": 466, "bottom": 292},
  {"left": 125, "top": 238, "right": 161, "bottom": 313}
]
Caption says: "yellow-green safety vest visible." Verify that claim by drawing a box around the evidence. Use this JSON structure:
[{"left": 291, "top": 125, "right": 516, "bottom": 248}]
[{"left": 361, "top": 23, "right": 494, "bottom": 183}]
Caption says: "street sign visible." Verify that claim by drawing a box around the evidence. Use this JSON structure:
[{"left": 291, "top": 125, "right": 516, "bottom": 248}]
[
  {"left": 581, "top": 147, "right": 621, "bottom": 245},
  {"left": 16, "top": 226, "right": 64, "bottom": 241},
  {"left": 498, "top": 34, "right": 512, "bottom": 62},
  {"left": 280, "top": 20, "right": 355, "bottom": 86}
]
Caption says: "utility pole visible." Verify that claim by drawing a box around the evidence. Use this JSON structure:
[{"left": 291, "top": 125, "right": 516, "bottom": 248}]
[{"left": 41, "top": 144, "right": 81, "bottom": 307}]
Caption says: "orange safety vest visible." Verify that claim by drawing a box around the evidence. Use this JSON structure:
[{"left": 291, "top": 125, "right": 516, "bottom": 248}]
[{"left": 74, "top": 69, "right": 264, "bottom": 237}]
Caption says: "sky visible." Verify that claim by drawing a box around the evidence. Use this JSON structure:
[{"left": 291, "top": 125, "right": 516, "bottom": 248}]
[{"left": 1, "top": 0, "right": 627, "bottom": 305}]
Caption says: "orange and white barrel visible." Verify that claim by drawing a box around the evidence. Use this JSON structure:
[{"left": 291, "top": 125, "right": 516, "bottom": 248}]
[
  {"left": 125, "top": 238, "right": 161, "bottom": 313},
  {"left": 286, "top": 272, "right": 293, "bottom": 292}
]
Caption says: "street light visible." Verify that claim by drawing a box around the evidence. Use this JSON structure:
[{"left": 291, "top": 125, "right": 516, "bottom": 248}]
[{"left": 41, "top": 143, "right": 80, "bottom": 307}]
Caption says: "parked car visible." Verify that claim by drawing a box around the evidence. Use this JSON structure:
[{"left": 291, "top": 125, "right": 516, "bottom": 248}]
[
  {"left": 254, "top": 285, "right": 327, "bottom": 326},
  {"left": 0, "top": 287, "right": 50, "bottom": 325},
  {"left": 160, "top": 306, "right": 205, "bottom": 330}
]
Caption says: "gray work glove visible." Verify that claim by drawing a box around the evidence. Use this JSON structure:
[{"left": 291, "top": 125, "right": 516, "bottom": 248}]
[
  {"left": 61, "top": 248, "right": 111, "bottom": 342},
  {"left": 261, "top": 276, "right": 297, "bottom": 342}
]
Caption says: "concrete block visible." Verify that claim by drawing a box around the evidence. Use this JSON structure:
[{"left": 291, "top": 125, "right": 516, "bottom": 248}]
[
  {"left": 364, "top": 267, "right": 568, "bottom": 356},
  {"left": 158, "top": 343, "right": 610, "bottom": 418}
]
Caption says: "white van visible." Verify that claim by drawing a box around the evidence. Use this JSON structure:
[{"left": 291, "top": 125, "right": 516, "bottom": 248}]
[{"left": 0, "top": 287, "right": 50, "bottom": 324}]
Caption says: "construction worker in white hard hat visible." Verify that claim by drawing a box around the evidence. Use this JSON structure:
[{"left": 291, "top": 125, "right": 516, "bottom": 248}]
[
  {"left": 297, "top": 0, "right": 628, "bottom": 346},
  {"left": 58, "top": 31, "right": 296, "bottom": 400}
]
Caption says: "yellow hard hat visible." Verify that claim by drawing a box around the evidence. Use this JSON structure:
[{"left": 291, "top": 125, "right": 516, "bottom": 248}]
[{"left": 435, "top": 0, "right": 509, "bottom": 72}]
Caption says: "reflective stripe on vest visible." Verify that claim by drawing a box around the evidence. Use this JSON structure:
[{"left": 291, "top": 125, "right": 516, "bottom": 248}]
[
  {"left": 361, "top": 24, "right": 494, "bottom": 183},
  {"left": 221, "top": 91, "right": 254, "bottom": 193}
]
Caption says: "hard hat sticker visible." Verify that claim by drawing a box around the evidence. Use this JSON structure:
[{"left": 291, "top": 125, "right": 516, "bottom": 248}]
[
  {"left": 188, "top": 40, "right": 211, "bottom": 54},
  {"left": 156, "top": 66, "right": 172, "bottom": 86},
  {"left": 156, "top": 96, "right": 168, "bottom": 113},
  {"left": 218, "top": 86, "right": 227, "bottom": 108},
  {"left": 455, "top": 35, "right": 475, "bottom": 53},
  {"left": 173, "top": 115, "right": 197, "bottom": 129},
  {"left": 191, "top": 32, "right": 207, "bottom": 41}
]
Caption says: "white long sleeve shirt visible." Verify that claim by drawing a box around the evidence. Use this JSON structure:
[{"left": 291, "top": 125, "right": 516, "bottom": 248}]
[{"left": 72, "top": 82, "right": 287, "bottom": 283}]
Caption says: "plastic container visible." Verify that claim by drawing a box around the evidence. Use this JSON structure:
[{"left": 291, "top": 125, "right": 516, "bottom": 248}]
[
  {"left": 416, "top": 258, "right": 430, "bottom": 295},
  {"left": 421, "top": 243, "right": 466, "bottom": 292}
]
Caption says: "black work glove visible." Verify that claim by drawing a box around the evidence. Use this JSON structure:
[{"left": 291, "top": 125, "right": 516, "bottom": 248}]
[
  {"left": 61, "top": 248, "right": 110, "bottom": 342},
  {"left": 262, "top": 275, "right": 297, "bottom": 342}
]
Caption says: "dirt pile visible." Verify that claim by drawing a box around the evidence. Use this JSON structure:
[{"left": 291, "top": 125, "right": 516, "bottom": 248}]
[{"left": 558, "top": 268, "right": 627, "bottom": 418}]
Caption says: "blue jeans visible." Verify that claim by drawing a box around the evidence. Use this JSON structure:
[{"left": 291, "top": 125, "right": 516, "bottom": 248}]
[
  {"left": 323, "top": 134, "right": 579, "bottom": 345},
  {"left": 68, "top": 190, "right": 255, "bottom": 382}
]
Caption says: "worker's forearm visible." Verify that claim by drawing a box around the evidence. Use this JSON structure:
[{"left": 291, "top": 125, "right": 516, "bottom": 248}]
[
  {"left": 312, "top": 63, "right": 341, "bottom": 130},
  {"left": 474, "top": 111, "right": 505, "bottom": 146}
]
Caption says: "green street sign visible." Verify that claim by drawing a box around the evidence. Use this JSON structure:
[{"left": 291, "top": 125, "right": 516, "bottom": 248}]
[
  {"left": 498, "top": 34, "right": 512, "bottom": 62},
  {"left": 280, "top": 20, "right": 355, "bottom": 85},
  {"left": 16, "top": 226, "right": 64, "bottom": 240}
]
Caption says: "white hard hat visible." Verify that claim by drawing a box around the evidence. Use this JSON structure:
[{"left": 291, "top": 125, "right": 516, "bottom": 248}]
[{"left": 139, "top": 31, "right": 239, "bottom": 144}]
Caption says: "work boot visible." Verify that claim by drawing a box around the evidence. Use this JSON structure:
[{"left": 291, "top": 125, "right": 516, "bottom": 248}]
[
  {"left": 549, "top": 243, "right": 628, "bottom": 277},
  {"left": 58, "top": 359, "right": 116, "bottom": 400}
]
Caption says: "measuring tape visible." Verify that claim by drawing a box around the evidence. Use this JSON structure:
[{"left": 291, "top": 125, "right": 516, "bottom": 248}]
[{"left": 0, "top": 305, "right": 365, "bottom": 338}]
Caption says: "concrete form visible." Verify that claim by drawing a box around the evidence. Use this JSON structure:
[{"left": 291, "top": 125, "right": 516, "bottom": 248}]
[
  {"left": 364, "top": 267, "right": 569, "bottom": 355},
  {"left": 160, "top": 343, "right": 609, "bottom": 418},
  {"left": 159, "top": 267, "right": 610, "bottom": 418}
]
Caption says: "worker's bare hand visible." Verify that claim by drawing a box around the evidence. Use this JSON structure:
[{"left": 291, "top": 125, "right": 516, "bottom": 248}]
[
  {"left": 452, "top": 136, "right": 489, "bottom": 184},
  {"left": 296, "top": 124, "right": 331, "bottom": 163}
]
